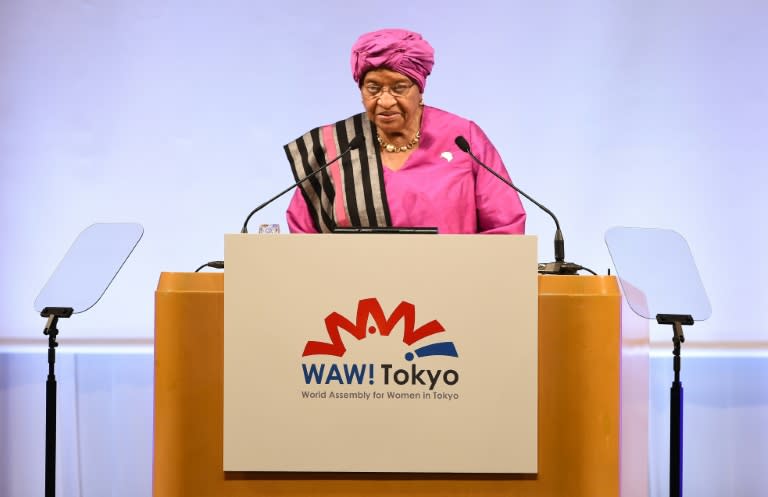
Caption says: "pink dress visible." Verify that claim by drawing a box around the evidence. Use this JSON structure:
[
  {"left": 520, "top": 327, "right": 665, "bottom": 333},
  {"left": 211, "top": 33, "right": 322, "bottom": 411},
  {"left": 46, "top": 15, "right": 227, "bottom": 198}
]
[{"left": 287, "top": 106, "right": 526, "bottom": 234}]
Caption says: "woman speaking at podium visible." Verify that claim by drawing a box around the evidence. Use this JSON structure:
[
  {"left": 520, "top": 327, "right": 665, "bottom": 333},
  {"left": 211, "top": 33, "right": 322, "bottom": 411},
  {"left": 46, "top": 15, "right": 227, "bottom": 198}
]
[{"left": 285, "top": 28, "right": 526, "bottom": 235}]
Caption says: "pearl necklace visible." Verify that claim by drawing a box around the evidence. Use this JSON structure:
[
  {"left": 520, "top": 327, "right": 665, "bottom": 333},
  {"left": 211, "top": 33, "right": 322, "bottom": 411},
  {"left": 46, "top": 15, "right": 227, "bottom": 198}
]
[{"left": 377, "top": 131, "right": 420, "bottom": 153}]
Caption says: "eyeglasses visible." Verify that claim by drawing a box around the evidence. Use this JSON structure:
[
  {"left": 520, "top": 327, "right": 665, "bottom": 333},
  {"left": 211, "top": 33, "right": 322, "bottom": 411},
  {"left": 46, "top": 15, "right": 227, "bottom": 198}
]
[{"left": 362, "top": 82, "right": 414, "bottom": 99}]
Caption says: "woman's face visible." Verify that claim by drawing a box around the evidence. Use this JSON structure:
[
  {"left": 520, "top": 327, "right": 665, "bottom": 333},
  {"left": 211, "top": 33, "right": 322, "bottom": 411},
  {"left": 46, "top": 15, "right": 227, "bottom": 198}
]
[{"left": 360, "top": 68, "right": 422, "bottom": 138}]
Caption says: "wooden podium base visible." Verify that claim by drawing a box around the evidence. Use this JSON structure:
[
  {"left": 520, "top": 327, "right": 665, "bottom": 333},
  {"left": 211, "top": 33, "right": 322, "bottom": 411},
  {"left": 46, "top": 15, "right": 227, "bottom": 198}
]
[{"left": 154, "top": 273, "right": 647, "bottom": 497}]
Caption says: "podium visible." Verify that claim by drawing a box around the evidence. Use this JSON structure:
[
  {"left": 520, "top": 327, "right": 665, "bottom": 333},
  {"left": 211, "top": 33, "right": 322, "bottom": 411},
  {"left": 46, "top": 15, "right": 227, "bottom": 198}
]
[{"left": 154, "top": 235, "right": 648, "bottom": 496}]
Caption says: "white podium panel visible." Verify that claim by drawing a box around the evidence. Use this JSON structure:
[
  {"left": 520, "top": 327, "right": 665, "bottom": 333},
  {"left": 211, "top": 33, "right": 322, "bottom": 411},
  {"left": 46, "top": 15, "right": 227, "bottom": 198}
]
[{"left": 223, "top": 234, "right": 538, "bottom": 473}]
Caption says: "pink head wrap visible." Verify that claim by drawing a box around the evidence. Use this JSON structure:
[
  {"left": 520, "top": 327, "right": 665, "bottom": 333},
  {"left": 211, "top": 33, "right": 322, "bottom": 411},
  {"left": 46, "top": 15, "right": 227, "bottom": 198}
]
[{"left": 350, "top": 28, "right": 435, "bottom": 93}]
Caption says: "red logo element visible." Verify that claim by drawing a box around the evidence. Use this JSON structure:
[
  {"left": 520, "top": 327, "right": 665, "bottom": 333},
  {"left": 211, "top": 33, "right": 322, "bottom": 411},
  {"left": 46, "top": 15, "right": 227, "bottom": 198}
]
[{"left": 302, "top": 298, "right": 445, "bottom": 357}]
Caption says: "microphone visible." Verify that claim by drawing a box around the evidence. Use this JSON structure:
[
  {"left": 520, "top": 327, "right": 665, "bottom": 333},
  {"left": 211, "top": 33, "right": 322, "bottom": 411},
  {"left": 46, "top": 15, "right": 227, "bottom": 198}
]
[
  {"left": 454, "top": 135, "right": 593, "bottom": 275},
  {"left": 240, "top": 135, "right": 364, "bottom": 233}
]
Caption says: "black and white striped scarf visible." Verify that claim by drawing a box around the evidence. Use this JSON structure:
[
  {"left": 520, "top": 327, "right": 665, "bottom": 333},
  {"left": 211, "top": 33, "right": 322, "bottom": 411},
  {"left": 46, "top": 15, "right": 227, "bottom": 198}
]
[{"left": 284, "top": 112, "right": 392, "bottom": 232}]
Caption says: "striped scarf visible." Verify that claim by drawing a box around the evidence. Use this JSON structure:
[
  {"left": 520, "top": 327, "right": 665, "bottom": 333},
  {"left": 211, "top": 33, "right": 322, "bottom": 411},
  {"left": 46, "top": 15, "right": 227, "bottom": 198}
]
[{"left": 284, "top": 112, "right": 392, "bottom": 232}]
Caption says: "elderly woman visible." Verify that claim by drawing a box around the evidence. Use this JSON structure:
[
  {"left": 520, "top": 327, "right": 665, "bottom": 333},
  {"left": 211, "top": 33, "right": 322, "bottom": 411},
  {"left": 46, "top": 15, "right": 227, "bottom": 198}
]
[{"left": 285, "top": 28, "right": 526, "bottom": 234}]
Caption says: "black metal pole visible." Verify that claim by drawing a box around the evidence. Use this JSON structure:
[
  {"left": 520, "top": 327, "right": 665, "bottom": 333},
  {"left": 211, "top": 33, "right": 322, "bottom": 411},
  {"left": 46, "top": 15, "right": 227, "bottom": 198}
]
[
  {"left": 656, "top": 314, "right": 692, "bottom": 497},
  {"left": 40, "top": 307, "right": 71, "bottom": 497},
  {"left": 44, "top": 315, "right": 59, "bottom": 497},
  {"left": 670, "top": 330, "right": 683, "bottom": 497}
]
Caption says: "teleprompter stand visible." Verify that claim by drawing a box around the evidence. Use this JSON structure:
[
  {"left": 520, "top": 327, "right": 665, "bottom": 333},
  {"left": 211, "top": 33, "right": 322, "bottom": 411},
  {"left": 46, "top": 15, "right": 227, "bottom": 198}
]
[
  {"left": 605, "top": 226, "right": 711, "bottom": 497},
  {"left": 33, "top": 222, "right": 143, "bottom": 497},
  {"left": 40, "top": 307, "right": 73, "bottom": 497},
  {"left": 656, "top": 313, "right": 694, "bottom": 497}
]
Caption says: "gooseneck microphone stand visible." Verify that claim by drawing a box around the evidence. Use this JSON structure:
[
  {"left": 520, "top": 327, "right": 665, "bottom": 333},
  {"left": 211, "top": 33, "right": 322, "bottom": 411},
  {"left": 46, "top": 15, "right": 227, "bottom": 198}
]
[
  {"left": 41, "top": 306, "right": 73, "bottom": 497},
  {"left": 656, "top": 313, "right": 693, "bottom": 497},
  {"left": 454, "top": 135, "right": 594, "bottom": 275},
  {"left": 240, "top": 135, "right": 363, "bottom": 234}
]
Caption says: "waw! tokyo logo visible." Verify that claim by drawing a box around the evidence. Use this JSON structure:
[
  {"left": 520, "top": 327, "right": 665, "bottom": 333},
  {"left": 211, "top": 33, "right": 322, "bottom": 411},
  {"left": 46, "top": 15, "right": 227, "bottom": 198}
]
[{"left": 301, "top": 298, "right": 460, "bottom": 392}]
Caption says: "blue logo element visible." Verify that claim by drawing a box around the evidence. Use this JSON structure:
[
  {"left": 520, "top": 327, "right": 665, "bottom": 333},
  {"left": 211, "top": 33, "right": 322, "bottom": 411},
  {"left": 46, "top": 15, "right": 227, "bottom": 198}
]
[{"left": 404, "top": 341, "right": 459, "bottom": 361}]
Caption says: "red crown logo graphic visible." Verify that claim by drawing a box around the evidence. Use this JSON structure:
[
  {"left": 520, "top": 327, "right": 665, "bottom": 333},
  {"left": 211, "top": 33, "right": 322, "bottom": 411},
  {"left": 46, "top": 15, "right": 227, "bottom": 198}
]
[{"left": 302, "top": 298, "right": 445, "bottom": 357}]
